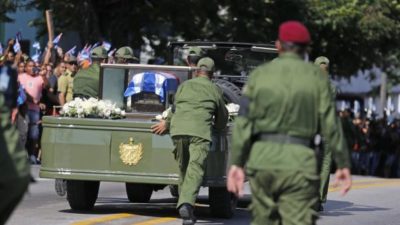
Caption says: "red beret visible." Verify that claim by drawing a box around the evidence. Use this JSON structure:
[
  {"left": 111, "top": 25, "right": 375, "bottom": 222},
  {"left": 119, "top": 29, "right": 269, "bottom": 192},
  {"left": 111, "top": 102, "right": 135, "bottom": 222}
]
[{"left": 279, "top": 21, "right": 311, "bottom": 44}]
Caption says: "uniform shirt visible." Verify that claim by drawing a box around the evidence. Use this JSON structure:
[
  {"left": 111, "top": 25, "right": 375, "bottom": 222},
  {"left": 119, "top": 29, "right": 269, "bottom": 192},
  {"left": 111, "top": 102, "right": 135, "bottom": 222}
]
[
  {"left": 18, "top": 73, "right": 44, "bottom": 112},
  {"left": 58, "top": 69, "right": 74, "bottom": 102},
  {"left": 230, "top": 53, "right": 350, "bottom": 172},
  {"left": 73, "top": 63, "right": 100, "bottom": 98},
  {"left": 168, "top": 76, "right": 228, "bottom": 141}
]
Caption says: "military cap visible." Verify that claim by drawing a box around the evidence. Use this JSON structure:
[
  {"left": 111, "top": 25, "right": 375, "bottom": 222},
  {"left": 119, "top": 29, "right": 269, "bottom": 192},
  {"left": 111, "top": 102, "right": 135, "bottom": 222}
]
[
  {"left": 188, "top": 47, "right": 203, "bottom": 56},
  {"left": 115, "top": 46, "right": 136, "bottom": 59},
  {"left": 279, "top": 21, "right": 311, "bottom": 44},
  {"left": 197, "top": 57, "right": 215, "bottom": 72},
  {"left": 90, "top": 46, "right": 107, "bottom": 59},
  {"left": 314, "top": 56, "right": 330, "bottom": 66}
]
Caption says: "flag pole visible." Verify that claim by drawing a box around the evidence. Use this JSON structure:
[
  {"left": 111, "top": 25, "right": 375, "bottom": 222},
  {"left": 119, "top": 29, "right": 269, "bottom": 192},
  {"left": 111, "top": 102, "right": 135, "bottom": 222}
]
[{"left": 45, "top": 10, "right": 54, "bottom": 45}]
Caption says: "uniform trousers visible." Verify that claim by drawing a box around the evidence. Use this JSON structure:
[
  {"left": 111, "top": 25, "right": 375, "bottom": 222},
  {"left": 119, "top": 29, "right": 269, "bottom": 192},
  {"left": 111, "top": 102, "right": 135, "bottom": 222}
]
[
  {"left": 172, "top": 135, "right": 209, "bottom": 208},
  {"left": 248, "top": 169, "right": 319, "bottom": 225}
]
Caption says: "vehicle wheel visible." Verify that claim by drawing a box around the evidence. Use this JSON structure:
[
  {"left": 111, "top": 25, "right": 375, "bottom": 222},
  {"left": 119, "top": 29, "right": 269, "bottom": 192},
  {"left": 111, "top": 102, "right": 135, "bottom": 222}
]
[
  {"left": 214, "top": 79, "right": 241, "bottom": 104},
  {"left": 66, "top": 180, "right": 100, "bottom": 210},
  {"left": 169, "top": 185, "right": 179, "bottom": 198},
  {"left": 55, "top": 179, "right": 67, "bottom": 196},
  {"left": 125, "top": 183, "right": 153, "bottom": 203},
  {"left": 209, "top": 186, "right": 237, "bottom": 218}
]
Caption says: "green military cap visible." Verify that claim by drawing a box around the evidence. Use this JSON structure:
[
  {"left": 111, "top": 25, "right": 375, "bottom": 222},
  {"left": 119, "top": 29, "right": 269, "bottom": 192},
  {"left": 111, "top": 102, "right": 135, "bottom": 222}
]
[
  {"left": 115, "top": 46, "right": 136, "bottom": 59},
  {"left": 197, "top": 57, "right": 215, "bottom": 72},
  {"left": 314, "top": 56, "right": 330, "bottom": 65},
  {"left": 90, "top": 46, "right": 108, "bottom": 59},
  {"left": 188, "top": 47, "right": 203, "bottom": 56}
]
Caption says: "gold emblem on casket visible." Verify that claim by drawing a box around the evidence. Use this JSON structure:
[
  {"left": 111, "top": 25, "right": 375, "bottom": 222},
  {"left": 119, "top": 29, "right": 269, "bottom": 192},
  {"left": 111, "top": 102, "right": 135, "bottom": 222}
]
[{"left": 119, "top": 138, "right": 143, "bottom": 166}]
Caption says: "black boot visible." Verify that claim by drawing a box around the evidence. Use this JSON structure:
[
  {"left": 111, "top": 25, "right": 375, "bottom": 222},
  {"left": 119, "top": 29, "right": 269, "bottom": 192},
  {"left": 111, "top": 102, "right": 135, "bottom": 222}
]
[{"left": 178, "top": 203, "right": 196, "bottom": 225}]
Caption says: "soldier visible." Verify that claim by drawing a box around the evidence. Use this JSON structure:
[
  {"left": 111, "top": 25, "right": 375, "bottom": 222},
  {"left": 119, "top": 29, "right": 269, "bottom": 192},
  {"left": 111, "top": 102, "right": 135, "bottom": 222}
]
[
  {"left": 58, "top": 55, "right": 78, "bottom": 105},
  {"left": 151, "top": 57, "right": 228, "bottom": 225},
  {"left": 115, "top": 46, "right": 138, "bottom": 64},
  {"left": 73, "top": 47, "right": 108, "bottom": 99},
  {"left": 227, "top": 21, "right": 352, "bottom": 225},
  {"left": 0, "top": 63, "right": 30, "bottom": 224},
  {"left": 314, "top": 56, "right": 333, "bottom": 211}
]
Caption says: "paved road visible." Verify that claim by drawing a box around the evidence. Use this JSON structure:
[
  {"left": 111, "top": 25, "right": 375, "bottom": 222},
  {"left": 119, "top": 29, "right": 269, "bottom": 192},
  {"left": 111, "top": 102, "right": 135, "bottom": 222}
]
[{"left": 6, "top": 166, "right": 400, "bottom": 225}]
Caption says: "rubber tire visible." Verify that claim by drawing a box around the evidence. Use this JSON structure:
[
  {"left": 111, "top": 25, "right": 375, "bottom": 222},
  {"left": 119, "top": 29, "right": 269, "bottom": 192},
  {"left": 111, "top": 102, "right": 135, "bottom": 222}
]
[
  {"left": 169, "top": 185, "right": 179, "bottom": 198},
  {"left": 125, "top": 183, "right": 153, "bottom": 203},
  {"left": 209, "top": 186, "right": 237, "bottom": 218},
  {"left": 66, "top": 180, "right": 100, "bottom": 211},
  {"left": 214, "top": 79, "right": 241, "bottom": 104}
]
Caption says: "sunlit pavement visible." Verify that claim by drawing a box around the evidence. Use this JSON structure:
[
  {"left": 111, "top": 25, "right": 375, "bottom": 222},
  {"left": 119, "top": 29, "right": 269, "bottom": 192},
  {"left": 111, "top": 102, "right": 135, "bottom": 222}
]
[{"left": 6, "top": 166, "right": 400, "bottom": 225}]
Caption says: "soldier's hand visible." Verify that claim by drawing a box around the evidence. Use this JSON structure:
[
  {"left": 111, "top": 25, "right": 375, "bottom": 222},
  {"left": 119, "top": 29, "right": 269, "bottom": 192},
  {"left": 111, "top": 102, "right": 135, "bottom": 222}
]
[
  {"left": 227, "top": 165, "right": 245, "bottom": 197},
  {"left": 333, "top": 168, "right": 352, "bottom": 196},
  {"left": 151, "top": 120, "right": 167, "bottom": 135},
  {"left": 11, "top": 108, "right": 18, "bottom": 124}
]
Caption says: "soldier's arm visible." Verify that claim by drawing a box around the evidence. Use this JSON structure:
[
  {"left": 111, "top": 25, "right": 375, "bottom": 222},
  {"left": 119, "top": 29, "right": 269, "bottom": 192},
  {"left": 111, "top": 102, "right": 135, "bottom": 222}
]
[
  {"left": 229, "top": 73, "right": 257, "bottom": 167},
  {"left": 214, "top": 90, "right": 229, "bottom": 130},
  {"left": 318, "top": 71, "right": 350, "bottom": 169}
]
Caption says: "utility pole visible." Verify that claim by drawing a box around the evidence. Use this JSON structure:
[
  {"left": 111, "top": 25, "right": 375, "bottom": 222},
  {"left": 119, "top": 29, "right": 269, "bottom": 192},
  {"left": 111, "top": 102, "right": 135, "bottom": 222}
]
[{"left": 379, "top": 71, "right": 387, "bottom": 117}]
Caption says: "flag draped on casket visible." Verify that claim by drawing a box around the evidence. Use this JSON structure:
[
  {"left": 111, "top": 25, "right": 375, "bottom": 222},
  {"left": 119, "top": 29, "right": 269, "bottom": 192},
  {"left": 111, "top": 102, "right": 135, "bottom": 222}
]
[{"left": 124, "top": 71, "right": 179, "bottom": 102}]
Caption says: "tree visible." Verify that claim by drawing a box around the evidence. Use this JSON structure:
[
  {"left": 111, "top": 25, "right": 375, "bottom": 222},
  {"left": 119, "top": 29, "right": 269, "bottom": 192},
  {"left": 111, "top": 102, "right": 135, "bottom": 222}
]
[{"left": 0, "top": 0, "right": 19, "bottom": 22}]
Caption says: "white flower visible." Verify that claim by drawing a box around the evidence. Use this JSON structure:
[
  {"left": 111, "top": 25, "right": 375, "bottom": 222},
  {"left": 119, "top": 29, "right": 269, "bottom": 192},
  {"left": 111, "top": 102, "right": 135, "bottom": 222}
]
[
  {"left": 155, "top": 114, "right": 163, "bottom": 121},
  {"left": 162, "top": 107, "right": 171, "bottom": 119},
  {"left": 115, "top": 108, "right": 121, "bottom": 114},
  {"left": 121, "top": 111, "right": 126, "bottom": 116}
]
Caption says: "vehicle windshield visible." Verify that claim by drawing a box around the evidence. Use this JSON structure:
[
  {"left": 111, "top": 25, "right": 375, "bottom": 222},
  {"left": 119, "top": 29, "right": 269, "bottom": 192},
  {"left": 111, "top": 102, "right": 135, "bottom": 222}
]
[{"left": 172, "top": 44, "right": 277, "bottom": 76}]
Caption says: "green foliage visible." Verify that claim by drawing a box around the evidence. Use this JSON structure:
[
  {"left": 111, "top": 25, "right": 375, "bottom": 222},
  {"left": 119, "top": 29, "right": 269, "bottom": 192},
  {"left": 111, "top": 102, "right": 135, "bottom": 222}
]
[
  {"left": 0, "top": 0, "right": 19, "bottom": 22},
  {"left": 19, "top": 0, "right": 400, "bottom": 78}
]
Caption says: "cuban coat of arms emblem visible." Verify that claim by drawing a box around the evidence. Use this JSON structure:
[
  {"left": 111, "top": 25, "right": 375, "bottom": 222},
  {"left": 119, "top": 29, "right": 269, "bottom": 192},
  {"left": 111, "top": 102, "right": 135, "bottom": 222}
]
[{"left": 119, "top": 137, "right": 143, "bottom": 166}]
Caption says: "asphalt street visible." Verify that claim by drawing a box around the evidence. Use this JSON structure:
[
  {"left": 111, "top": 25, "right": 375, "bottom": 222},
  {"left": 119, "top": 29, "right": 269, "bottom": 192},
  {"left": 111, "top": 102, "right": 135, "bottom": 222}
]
[{"left": 6, "top": 165, "right": 400, "bottom": 225}]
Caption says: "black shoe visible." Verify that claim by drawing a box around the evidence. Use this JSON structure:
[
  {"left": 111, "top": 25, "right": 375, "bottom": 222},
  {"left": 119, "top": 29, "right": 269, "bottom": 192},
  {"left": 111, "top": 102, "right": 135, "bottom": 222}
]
[
  {"left": 179, "top": 203, "right": 196, "bottom": 225},
  {"left": 318, "top": 204, "right": 324, "bottom": 212}
]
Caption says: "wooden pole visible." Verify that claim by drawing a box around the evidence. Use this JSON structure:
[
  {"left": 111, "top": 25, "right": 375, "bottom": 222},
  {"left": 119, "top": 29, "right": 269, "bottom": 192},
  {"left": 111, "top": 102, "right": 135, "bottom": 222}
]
[{"left": 45, "top": 10, "right": 54, "bottom": 44}]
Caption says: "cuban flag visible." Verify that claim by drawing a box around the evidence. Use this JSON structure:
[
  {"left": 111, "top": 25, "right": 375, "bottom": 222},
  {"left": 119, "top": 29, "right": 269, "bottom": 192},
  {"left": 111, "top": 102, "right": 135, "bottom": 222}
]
[
  {"left": 53, "top": 33, "right": 63, "bottom": 45},
  {"left": 124, "top": 72, "right": 179, "bottom": 102},
  {"left": 32, "top": 41, "right": 41, "bottom": 50},
  {"left": 17, "top": 85, "right": 27, "bottom": 106},
  {"left": 108, "top": 48, "right": 117, "bottom": 57},
  {"left": 102, "top": 41, "right": 111, "bottom": 51},
  {"left": 0, "top": 43, "right": 3, "bottom": 55},
  {"left": 66, "top": 45, "right": 76, "bottom": 55},
  {"left": 13, "top": 37, "right": 21, "bottom": 53}
]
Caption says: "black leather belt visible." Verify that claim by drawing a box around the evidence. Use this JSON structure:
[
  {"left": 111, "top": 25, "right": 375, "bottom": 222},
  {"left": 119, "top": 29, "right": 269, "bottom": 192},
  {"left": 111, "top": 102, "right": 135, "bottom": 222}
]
[{"left": 257, "top": 133, "right": 312, "bottom": 147}]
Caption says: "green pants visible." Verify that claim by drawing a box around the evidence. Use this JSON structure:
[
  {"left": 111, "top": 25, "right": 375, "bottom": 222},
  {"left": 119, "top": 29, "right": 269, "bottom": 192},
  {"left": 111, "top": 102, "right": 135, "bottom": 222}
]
[
  {"left": 248, "top": 169, "right": 319, "bottom": 225},
  {"left": 0, "top": 97, "right": 30, "bottom": 225},
  {"left": 318, "top": 145, "right": 332, "bottom": 203},
  {"left": 172, "top": 136, "right": 209, "bottom": 208}
]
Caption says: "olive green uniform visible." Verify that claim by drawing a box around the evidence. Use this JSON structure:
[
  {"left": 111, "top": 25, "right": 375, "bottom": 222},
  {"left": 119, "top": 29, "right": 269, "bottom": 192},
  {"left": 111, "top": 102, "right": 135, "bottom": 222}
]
[
  {"left": 0, "top": 65, "right": 30, "bottom": 224},
  {"left": 73, "top": 63, "right": 100, "bottom": 98},
  {"left": 167, "top": 76, "right": 228, "bottom": 208},
  {"left": 58, "top": 69, "right": 75, "bottom": 102},
  {"left": 230, "top": 53, "right": 350, "bottom": 225}
]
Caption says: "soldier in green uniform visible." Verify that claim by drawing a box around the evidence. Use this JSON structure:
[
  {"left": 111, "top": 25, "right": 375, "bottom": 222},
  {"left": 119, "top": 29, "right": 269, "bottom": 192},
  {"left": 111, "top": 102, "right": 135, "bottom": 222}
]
[
  {"left": 73, "top": 47, "right": 108, "bottom": 99},
  {"left": 227, "top": 21, "right": 352, "bottom": 225},
  {"left": 0, "top": 63, "right": 30, "bottom": 224},
  {"left": 314, "top": 56, "right": 333, "bottom": 211},
  {"left": 58, "top": 55, "right": 78, "bottom": 105},
  {"left": 115, "top": 46, "right": 138, "bottom": 64},
  {"left": 152, "top": 57, "right": 228, "bottom": 225}
]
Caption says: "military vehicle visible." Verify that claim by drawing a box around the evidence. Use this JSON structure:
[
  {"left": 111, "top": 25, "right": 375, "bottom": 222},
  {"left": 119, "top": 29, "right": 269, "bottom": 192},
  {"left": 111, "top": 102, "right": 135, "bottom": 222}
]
[{"left": 40, "top": 42, "right": 276, "bottom": 218}]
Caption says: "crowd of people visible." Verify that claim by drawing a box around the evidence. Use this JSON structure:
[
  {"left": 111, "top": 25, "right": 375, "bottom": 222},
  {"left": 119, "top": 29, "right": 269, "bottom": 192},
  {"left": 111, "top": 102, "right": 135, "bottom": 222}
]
[
  {"left": 0, "top": 37, "right": 138, "bottom": 165},
  {"left": 340, "top": 110, "right": 400, "bottom": 178}
]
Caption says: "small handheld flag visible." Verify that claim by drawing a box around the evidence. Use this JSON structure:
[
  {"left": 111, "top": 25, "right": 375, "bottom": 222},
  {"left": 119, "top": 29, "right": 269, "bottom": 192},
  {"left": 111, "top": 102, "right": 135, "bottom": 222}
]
[
  {"left": 102, "top": 41, "right": 111, "bottom": 51},
  {"left": 108, "top": 48, "right": 117, "bottom": 57},
  {"left": 53, "top": 33, "right": 63, "bottom": 45},
  {"left": 32, "top": 41, "right": 41, "bottom": 50},
  {"left": 13, "top": 38, "right": 21, "bottom": 53},
  {"left": 0, "top": 43, "right": 3, "bottom": 55},
  {"left": 66, "top": 45, "right": 77, "bottom": 56}
]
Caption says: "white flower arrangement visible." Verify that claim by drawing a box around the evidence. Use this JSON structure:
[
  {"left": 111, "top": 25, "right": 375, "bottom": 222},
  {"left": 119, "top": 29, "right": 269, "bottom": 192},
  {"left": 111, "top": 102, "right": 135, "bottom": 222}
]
[
  {"left": 154, "top": 104, "right": 240, "bottom": 122},
  {"left": 155, "top": 107, "right": 171, "bottom": 121},
  {"left": 60, "top": 98, "right": 126, "bottom": 119}
]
